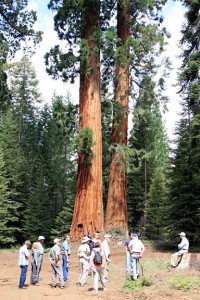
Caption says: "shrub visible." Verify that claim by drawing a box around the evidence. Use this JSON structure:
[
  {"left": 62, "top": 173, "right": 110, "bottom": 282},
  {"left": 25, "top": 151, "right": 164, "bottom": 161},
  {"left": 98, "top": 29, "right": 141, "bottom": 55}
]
[
  {"left": 124, "top": 276, "right": 153, "bottom": 291},
  {"left": 168, "top": 275, "right": 199, "bottom": 291}
]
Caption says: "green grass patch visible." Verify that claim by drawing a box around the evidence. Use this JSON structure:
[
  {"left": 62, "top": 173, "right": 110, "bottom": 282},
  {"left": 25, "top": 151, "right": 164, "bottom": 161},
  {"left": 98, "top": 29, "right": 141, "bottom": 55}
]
[
  {"left": 168, "top": 275, "right": 199, "bottom": 291},
  {"left": 124, "top": 276, "right": 153, "bottom": 291},
  {"left": 142, "top": 258, "right": 170, "bottom": 271}
]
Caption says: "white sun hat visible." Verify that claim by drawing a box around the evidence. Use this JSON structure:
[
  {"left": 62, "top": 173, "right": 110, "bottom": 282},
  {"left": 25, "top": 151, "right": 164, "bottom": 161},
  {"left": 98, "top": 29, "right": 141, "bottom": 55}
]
[{"left": 38, "top": 236, "right": 45, "bottom": 240}]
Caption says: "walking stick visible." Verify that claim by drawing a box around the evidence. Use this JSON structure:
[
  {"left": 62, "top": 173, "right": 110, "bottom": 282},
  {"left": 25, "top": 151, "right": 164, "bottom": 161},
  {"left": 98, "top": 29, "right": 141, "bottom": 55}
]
[{"left": 138, "top": 259, "right": 144, "bottom": 277}]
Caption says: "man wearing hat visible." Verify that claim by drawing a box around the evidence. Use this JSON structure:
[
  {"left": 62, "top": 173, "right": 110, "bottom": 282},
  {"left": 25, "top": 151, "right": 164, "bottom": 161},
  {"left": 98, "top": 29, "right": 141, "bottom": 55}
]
[
  {"left": 101, "top": 234, "right": 111, "bottom": 279},
  {"left": 37, "top": 235, "right": 45, "bottom": 278},
  {"left": 77, "top": 236, "right": 91, "bottom": 286},
  {"left": 170, "top": 232, "right": 189, "bottom": 268},
  {"left": 48, "top": 238, "right": 66, "bottom": 289},
  {"left": 128, "top": 233, "right": 144, "bottom": 280}
]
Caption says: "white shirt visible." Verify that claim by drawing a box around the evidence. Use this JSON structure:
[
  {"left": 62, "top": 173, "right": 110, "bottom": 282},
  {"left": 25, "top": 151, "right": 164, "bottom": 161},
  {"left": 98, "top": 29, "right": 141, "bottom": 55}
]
[
  {"left": 78, "top": 243, "right": 90, "bottom": 260},
  {"left": 101, "top": 240, "right": 110, "bottom": 260},
  {"left": 18, "top": 245, "right": 30, "bottom": 266},
  {"left": 38, "top": 242, "right": 44, "bottom": 254},
  {"left": 128, "top": 239, "right": 144, "bottom": 253},
  {"left": 178, "top": 237, "right": 189, "bottom": 251}
]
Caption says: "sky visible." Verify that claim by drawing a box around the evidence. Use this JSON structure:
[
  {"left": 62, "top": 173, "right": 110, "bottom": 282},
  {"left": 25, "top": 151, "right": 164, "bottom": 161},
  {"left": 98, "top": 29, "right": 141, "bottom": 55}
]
[{"left": 21, "top": 0, "right": 186, "bottom": 140}]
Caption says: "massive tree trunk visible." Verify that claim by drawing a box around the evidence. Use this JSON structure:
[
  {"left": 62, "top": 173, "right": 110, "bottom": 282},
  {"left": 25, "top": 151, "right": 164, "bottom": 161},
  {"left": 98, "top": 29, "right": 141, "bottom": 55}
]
[
  {"left": 70, "top": 0, "right": 104, "bottom": 239},
  {"left": 105, "top": 0, "right": 130, "bottom": 231}
]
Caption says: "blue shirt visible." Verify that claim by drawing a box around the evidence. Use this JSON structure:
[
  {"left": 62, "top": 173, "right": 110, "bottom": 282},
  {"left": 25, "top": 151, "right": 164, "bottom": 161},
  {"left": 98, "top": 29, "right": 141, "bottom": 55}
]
[
  {"left": 125, "top": 239, "right": 131, "bottom": 248},
  {"left": 178, "top": 237, "right": 189, "bottom": 251},
  {"left": 18, "top": 245, "right": 30, "bottom": 266},
  {"left": 62, "top": 240, "right": 71, "bottom": 255}
]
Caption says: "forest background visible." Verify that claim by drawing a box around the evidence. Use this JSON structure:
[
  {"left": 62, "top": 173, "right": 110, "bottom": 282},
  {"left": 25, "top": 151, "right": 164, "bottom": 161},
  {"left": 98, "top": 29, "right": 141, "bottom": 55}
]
[{"left": 0, "top": 0, "right": 199, "bottom": 247}]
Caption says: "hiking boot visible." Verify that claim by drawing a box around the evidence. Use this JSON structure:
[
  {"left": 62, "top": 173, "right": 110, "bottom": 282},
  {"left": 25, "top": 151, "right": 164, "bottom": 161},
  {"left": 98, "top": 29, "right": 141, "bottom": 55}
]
[
  {"left": 60, "top": 285, "right": 67, "bottom": 289},
  {"left": 91, "top": 289, "right": 98, "bottom": 294},
  {"left": 51, "top": 285, "right": 56, "bottom": 288}
]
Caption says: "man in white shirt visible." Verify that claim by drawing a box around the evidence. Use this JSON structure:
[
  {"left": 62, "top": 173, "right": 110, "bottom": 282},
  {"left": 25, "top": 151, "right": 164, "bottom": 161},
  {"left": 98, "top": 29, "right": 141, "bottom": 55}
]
[
  {"left": 128, "top": 233, "right": 145, "bottom": 280},
  {"left": 18, "top": 240, "right": 31, "bottom": 289},
  {"left": 101, "top": 234, "right": 111, "bottom": 279},
  {"left": 37, "top": 235, "right": 45, "bottom": 278},
  {"left": 48, "top": 238, "right": 66, "bottom": 289},
  {"left": 170, "top": 232, "right": 189, "bottom": 268}
]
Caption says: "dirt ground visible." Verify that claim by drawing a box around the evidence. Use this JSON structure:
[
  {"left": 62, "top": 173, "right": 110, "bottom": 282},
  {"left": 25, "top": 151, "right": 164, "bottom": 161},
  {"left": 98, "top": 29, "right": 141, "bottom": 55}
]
[{"left": 0, "top": 242, "right": 199, "bottom": 300}]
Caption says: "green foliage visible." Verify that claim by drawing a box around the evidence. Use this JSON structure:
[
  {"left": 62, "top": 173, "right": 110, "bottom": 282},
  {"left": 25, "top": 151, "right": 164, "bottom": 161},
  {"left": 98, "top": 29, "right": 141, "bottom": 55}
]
[
  {"left": 107, "top": 226, "right": 126, "bottom": 238},
  {"left": 78, "top": 126, "right": 95, "bottom": 167},
  {"left": 0, "top": 147, "right": 21, "bottom": 245},
  {"left": 124, "top": 276, "right": 153, "bottom": 291},
  {"left": 168, "top": 275, "right": 199, "bottom": 291},
  {"left": 0, "top": 0, "right": 42, "bottom": 55},
  {"left": 127, "top": 76, "right": 170, "bottom": 236}
]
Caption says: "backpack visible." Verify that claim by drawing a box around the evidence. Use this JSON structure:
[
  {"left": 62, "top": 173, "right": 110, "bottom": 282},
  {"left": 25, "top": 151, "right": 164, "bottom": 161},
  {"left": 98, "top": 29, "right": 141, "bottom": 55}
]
[{"left": 93, "top": 250, "right": 103, "bottom": 265}]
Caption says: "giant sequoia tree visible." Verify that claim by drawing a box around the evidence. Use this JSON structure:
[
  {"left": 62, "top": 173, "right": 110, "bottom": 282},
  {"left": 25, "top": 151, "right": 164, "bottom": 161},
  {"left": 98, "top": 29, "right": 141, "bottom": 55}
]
[
  {"left": 104, "top": 0, "right": 168, "bottom": 230},
  {"left": 46, "top": 0, "right": 105, "bottom": 238},
  {"left": 105, "top": 0, "right": 130, "bottom": 231}
]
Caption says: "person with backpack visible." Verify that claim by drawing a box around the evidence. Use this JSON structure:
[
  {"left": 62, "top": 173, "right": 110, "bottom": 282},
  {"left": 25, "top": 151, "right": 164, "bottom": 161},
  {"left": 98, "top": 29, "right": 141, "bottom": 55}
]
[
  {"left": 89, "top": 241, "right": 107, "bottom": 294},
  {"left": 78, "top": 236, "right": 91, "bottom": 286}
]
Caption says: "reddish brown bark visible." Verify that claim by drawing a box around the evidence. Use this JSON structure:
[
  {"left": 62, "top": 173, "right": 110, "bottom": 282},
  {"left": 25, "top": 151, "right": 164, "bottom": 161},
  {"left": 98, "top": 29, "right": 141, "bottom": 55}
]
[
  {"left": 70, "top": 0, "right": 104, "bottom": 239},
  {"left": 105, "top": 0, "right": 130, "bottom": 231}
]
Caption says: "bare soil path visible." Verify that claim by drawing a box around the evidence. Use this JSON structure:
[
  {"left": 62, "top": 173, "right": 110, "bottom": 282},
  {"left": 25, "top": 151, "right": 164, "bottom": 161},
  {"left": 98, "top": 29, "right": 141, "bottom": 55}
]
[{"left": 0, "top": 243, "right": 199, "bottom": 300}]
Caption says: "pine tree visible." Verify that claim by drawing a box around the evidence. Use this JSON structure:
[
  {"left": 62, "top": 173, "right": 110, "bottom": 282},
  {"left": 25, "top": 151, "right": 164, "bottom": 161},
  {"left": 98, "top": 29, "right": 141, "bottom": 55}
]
[
  {"left": 128, "top": 76, "right": 170, "bottom": 237},
  {"left": 0, "top": 110, "right": 25, "bottom": 242},
  {"left": 24, "top": 168, "right": 52, "bottom": 242},
  {"left": 168, "top": 0, "right": 200, "bottom": 243},
  {"left": 8, "top": 55, "right": 41, "bottom": 150},
  {"left": 0, "top": 147, "right": 21, "bottom": 245}
]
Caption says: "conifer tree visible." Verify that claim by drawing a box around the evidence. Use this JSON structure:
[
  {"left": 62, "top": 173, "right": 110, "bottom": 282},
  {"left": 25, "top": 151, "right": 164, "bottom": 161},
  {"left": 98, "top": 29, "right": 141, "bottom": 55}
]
[
  {"left": 0, "top": 110, "right": 25, "bottom": 242},
  {"left": 46, "top": 0, "right": 105, "bottom": 238},
  {"left": 168, "top": 0, "right": 200, "bottom": 242},
  {"left": 0, "top": 147, "right": 21, "bottom": 245}
]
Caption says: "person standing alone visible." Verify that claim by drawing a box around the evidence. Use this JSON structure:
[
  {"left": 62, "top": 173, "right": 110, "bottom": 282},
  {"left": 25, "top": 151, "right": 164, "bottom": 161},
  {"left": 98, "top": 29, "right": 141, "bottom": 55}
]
[
  {"left": 62, "top": 235, "right": 71, "bottom": 282},
  {"left": 128, "top": 233, "right": 145, "bottom": 281},
  {"left": 37, "top": 235, "right": 45, "bottom": 279},
  {"left": 18, "top": 240, "right": 31, "bottom": 289}
]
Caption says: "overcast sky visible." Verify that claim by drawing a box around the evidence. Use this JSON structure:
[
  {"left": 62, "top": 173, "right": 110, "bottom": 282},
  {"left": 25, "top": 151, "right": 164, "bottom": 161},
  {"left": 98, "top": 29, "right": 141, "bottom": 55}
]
[{"left": 22, "top": 0, "right": 186, "bottom": 140}]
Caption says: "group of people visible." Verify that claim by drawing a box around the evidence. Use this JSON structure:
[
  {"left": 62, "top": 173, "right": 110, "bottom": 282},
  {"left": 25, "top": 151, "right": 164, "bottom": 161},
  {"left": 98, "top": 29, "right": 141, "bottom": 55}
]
[
  {"left": 18, "top": 236, "right": 45, "bottom": 289},
  {"left": 18, "top": 232, "right": 111, "bottom": 293},
  {"left": 18, "top": 230, "right": 189, "bottom": 291}
]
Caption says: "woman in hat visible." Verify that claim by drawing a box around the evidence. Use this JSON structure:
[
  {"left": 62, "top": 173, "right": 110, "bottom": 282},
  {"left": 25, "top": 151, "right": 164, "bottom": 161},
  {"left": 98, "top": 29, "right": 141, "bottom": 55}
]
[{"left": 77, "top": 236, "right": 91, "bottom": 286}]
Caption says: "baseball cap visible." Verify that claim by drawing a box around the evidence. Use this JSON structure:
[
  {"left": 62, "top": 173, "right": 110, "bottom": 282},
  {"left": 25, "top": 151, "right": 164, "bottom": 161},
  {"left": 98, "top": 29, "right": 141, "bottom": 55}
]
[
  {"left": 131, "top": 233, "right": 138, "bottom": 237},
  {"left": 38, "top": 236, "right": 45, "bottom": 240},
  {"left": 54, "top": 238, "right": 61, "bottom": 243},
  {"left": 82, "top": 236, "right": 90, "bottom": 243},
  {"left": 178, "top": 232, "right": 186, "bottom": 237}
]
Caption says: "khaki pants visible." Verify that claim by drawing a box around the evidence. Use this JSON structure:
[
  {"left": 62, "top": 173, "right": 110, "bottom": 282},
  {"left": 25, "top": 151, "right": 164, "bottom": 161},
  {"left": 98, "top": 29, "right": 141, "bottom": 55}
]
[
  {"left": 78, "top": 258, "right": 89, "bottom": 286},
  {"left": 170, "top": 250, "right": 188, "bottom": 267},
  {"left": 93, "top": 267, "right": 106, "bottom": 291},
  {"left": 51, "top": 261, "right": 65, "bottom": 287}
]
